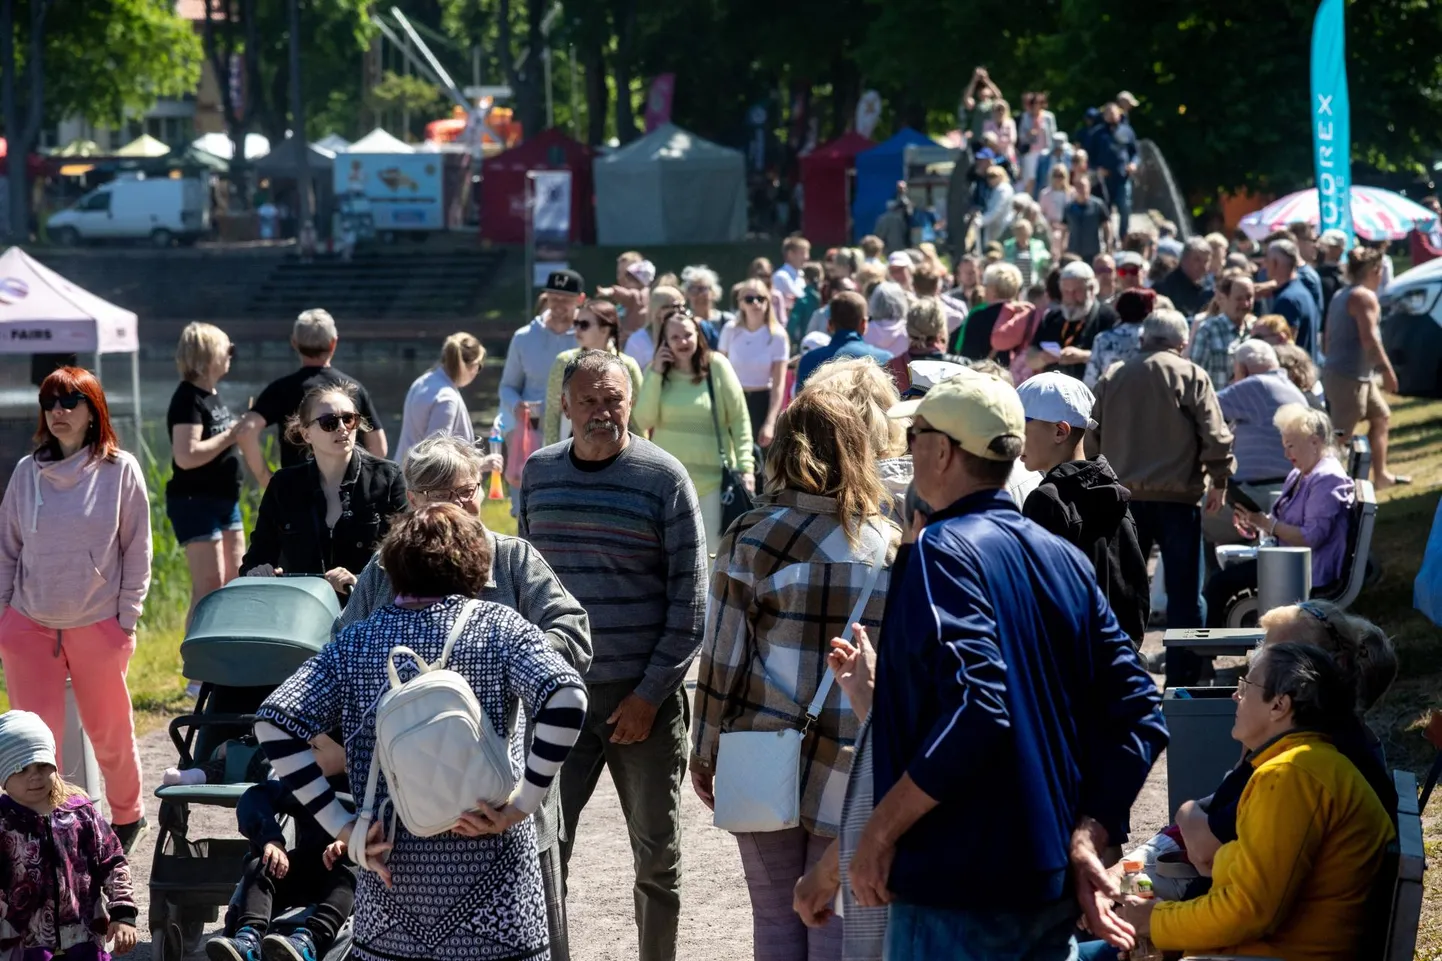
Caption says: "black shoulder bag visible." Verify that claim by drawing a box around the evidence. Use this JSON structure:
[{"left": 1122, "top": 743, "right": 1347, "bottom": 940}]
[{"left": 704, "top": 367, "right": 755, "bottom": 533}]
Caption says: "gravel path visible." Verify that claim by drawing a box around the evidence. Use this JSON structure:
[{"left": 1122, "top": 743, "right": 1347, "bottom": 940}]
[{"left": 109, "top": 635, "right": 1175, "bottom": 960}]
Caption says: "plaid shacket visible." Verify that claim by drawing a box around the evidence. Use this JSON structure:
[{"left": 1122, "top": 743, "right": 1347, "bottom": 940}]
[
  {"left": 691, "top": 490, "right": 899, "bottom": 837},
  {"left": 1190, "top": 313, "right": 1254, "bottom": 388}
]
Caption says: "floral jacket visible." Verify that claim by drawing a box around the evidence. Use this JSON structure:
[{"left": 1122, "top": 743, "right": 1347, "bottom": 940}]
[{"left": 0, "top": 795, "right": 136, "bottom": 952}]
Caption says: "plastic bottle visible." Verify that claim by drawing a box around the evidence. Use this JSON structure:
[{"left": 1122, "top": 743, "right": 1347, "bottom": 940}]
[
  {"left": 1120, "top": 860, "right": 1162, "bottom": 961},
  {"left": 487, "top": 429, "right": 506, "bottom": 500}
]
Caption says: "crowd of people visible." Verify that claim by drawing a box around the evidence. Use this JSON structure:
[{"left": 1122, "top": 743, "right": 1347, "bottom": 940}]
[{"left": 0, "top": 188, "right": 1412, "bottom": 961}]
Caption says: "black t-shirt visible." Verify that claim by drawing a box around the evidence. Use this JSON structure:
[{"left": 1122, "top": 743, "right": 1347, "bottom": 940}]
[
  {"left": 1031, "top": 303, "right": 1119, "bottom": 379},
  {"left": 251, "top": 366, "right": 382, "bottom": 469},
  {"left": 167, "top": 381, "right": 242, "bottom": 500},
  {"left": 950, "top": 302, "right": 1005, "bottom": 361}
]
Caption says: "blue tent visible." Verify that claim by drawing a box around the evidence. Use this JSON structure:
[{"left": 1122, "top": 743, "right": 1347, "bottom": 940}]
[{"left": 850, "top": 128, "right": 940, "bottom": 242}]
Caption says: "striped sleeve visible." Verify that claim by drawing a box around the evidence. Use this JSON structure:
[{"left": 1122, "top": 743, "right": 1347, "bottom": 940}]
[
  {"left": 512, "top": 685, "right": 587, "bottom": 815},
  {"left": 255, "top": 721, "right": 354, "bottom": 837}
]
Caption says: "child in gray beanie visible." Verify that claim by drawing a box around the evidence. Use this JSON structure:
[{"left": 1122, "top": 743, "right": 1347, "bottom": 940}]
[{"left": 0, "top": 709, "right": 137, "bottom": 957}]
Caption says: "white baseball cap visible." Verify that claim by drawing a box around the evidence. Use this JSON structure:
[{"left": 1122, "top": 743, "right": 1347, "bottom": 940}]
[
  {"left": 887, "top": 252, "right": 913, "bottom": 269},
  {"left": 1016, "top": 372, "right": 1097, "bottom": 430}
]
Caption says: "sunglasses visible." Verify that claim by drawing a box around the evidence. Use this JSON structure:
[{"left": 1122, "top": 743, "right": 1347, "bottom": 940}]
[
  {"left": 417, "top": 483, "right": 479, "bottom": 504},
  {"left": 906, "top": 425, "right": 953, "bottom": 446},
  {"left": 41, "top": 391, "right": 85, "bottom": 412},
  {"left": 310, "top": 411, "right": 359, "bottom": 432},
  {"left": 227, "top": 344, "right": 236, "bottom": 359},
  {"left": 742, "top": 295, "right": 767, "bottom": 305}
]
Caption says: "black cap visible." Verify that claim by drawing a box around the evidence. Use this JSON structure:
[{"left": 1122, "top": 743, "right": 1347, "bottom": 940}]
[{"left": 544, "top": 268, "right": 584, "bottom": 295}]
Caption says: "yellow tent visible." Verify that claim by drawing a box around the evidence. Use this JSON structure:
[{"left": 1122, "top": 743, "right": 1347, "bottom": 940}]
[
  {"left": 54, "top": 139, "right": 102, "bottom": 157},
  {"left": 115, "top": 134, "right": 172, "bottom": 158}
]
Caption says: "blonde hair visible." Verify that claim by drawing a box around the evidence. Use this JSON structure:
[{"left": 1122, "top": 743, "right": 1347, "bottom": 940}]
[
  {"left": 905, "top": 298, "right": 947, "bottom": 343},
  {"left": 645, "top": 285, "right": 686, "bottom": 352},
  {"left": 765, "top": 388, "right": 893, "bottom": 547},
  {"left": 175, "top": 322, "right": 230, "bottom": 381},
  {"left": 1273, "top": 403, "right": 1334, "bottom": 447},
  {"left": 803, "top": 357, "right": 908, "bottom": 459},
  {"left": 855, "top": 263, "right": 886, "bottom": 293},
  {"left": 986, "top": 165, "right": 1011, "bottom": 185},
  {"left": 736, "top": 278, "right": 786, "bottom": 338},
  {"left": 439, "top": 332, "right": 484, "bottom": 381},
  {"left": 47, "top": 772, "right": 87, "bottom": 808},
  {"left": 982, "top": 262, "right": 1023, "bottom": 300},
  {"left": 1259, "top": 602, "right": 1397, "bottom": 711},
  {"left": 1252, "top": 313, "right": 1296, "bottom": 345}
]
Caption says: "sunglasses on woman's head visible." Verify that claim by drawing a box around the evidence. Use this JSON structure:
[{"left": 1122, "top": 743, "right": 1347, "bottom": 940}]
[
  {"left": 311, "top": 411, "right": 359, "bottom": 432},
  {"left": 41, "top": 391, "right": 85, "bottom": 412}
]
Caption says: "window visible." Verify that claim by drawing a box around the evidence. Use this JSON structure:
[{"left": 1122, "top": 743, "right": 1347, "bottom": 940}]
[{"left": 79, "top": 192, "right": 112, "bottom": 213}]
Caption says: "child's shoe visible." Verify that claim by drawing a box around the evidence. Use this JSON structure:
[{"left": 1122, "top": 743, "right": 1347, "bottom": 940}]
[
  {"left": 263, "top": 929, "right": 319, "bottom": 961},
  {"left": 206, "top": 925, "right": 263, "bottom": 961}
]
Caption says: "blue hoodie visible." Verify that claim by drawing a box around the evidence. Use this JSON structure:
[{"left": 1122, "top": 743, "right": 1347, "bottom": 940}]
[{"left": 871, "top": 489, "right": 1167, "bottom": 910}]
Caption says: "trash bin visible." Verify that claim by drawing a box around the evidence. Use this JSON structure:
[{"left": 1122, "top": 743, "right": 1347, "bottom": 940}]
[
  {"left": 1162, "top": 687, "right": 1243, "bottom": 822},
  {"left": 62, "top": 678, "right": 102, "bottom": 800}
]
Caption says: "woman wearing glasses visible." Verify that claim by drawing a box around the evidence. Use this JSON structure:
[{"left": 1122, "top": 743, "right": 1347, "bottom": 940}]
[
  {"left": 167, "top": 322, "right": 253, "bottom": 624},
  {"left": 0, "top": 367, "right": 153, "bottom": 852},
  {"left": 719, "top": 278, "right": 790, "bottom": 449},
  {"left": 542, "top": 300, "right": 643, "bottom": 447},
  {"left": 241, "top": 384, "right": 406, "bottom": 603}
]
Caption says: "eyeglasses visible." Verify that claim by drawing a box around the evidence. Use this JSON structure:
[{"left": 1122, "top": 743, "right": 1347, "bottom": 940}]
[
  {"left": 742, "top": 295, "right": 767, "bottom": 305},
  {"left": 41, "top": 391, "right": 85, "bottom": 412},
  {"left": 574, "top": 319, "right": 594, "bottom": 331},
  {"left": 310, "top": 411, "right": 359, "bottom": 432},
  {"left": 1236, "top": 673, "right": 1256, "bottom": 696},
  {"left": 416, "top": 483, "right": 479, "bottom": 504}
]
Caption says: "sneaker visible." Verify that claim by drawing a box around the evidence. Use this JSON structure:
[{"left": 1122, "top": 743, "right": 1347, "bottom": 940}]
[
  {"left": 207, "top": 926, "right": 263, "bottom": 961},
  {"left": 262, "top": 930, "right": 319, "bottom": 961},
  {"left": 111, "top": 817, "right": 149, "bottom": 855}
]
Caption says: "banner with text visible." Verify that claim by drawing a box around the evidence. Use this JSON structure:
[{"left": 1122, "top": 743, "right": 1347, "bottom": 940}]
[
  {"left": 1310, "top": 0, "right": 1353, "bottom": 249},
  {"left": 530, "top": 169, "right": 572, "bottom": 286}
]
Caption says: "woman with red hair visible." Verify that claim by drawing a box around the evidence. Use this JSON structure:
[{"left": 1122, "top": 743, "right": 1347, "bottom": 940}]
[{"left": 0, "top": 367, "right": 153, "bottom": 852}]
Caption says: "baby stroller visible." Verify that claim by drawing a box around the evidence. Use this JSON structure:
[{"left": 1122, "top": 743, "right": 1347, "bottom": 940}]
[{"left": 149, "top": 577, "right": 348, "bottom": 961}]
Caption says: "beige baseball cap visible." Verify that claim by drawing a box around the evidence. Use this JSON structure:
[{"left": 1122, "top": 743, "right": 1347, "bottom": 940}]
[{"left": 887, "top": 369, "right": 1025, "bottom": 461}]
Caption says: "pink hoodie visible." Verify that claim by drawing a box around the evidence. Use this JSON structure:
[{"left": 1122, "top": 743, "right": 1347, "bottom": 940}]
[{"left": 0, "top": 449, "right": 152, "bottom": 631}]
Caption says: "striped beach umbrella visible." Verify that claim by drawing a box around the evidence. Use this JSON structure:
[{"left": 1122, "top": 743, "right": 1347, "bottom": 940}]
[{"left": 1238, "top": 185, "right": 1437, "bottom": 242}]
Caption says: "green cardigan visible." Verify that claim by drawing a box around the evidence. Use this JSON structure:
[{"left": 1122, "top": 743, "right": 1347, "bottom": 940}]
[
  {"left": 543, "top": 347, "right": 645, "bottom": 447},
  {"left": 632, "top": 353, "right": 754, "bottom": 497}
]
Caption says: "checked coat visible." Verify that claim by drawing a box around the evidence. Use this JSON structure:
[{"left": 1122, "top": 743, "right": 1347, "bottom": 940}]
[{"left": 691, "top": 490, "right": 899, "bottom": 837}]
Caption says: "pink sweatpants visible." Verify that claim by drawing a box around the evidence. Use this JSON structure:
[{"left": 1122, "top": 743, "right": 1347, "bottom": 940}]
[{"left": 0, "top": 607, "right": 144, "bottom": 823}]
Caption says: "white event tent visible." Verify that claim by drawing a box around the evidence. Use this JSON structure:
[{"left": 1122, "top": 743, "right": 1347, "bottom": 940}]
[{"left": 0, "top": 247, "right": 142, "bottom": 442}]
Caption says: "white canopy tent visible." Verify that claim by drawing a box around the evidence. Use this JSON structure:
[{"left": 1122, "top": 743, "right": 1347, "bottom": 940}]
[
  {"left": 191, "top": 132, "right": 272, "bottom": 162},
  {"left": 593, "top": 123, "right": 747, "bottom": 245},
  {"left": 0, "top": 247, "right": 142, "bottom": 443},
  {"left": 345, "top": 128, "right": 415, "bottom": 154},
  {"left": 314, "top": 133, "right": 353, "bottom": 153}
]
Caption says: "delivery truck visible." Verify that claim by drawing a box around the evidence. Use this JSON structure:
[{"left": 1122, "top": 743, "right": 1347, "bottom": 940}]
[{"left": 48, "top": 175, "right": 209, "bottom": 247}]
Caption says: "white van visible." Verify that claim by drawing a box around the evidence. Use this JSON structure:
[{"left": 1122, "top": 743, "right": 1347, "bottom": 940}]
[{"left": 48, "top": 176, "right": 209, "bottom": 247}]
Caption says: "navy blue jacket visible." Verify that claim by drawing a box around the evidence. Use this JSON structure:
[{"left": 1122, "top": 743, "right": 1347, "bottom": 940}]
[
  {"left": 795, "top": 329, "right": 895, "bottom": 389},
  {"left": 1090, "top": 119, "right": 1139, "bottom": 177},
  {"left": 871, "top": 489, "right": 1168, "bottom": 910},
  {"left": 236, "top": 775, "right": 353, "bottom": 857}
]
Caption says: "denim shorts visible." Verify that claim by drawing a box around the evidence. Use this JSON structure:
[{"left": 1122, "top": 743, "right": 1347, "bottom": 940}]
[{"left": 166, "top": 495, "right": 243, "bottom": 545}]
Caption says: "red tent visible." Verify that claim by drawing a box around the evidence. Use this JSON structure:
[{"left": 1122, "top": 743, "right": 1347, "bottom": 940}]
[
  {"left": 480, "top": 128, "right": 594, "bottom": 244},
  {"left": 800, "top": 131, "right": 873, "bottom": 246}
]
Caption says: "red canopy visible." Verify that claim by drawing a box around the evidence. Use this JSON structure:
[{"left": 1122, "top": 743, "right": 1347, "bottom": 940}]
[
  {"left": 479, "top": 128, "right": 594, "bottom": 245},
  {"left": 800, "top": 131, "right": 874, "bottom": 246}
]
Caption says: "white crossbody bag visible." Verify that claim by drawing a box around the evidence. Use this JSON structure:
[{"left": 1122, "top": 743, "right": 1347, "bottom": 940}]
[{"left": 711, "top": 542, "right": 886, "bottom": 834}]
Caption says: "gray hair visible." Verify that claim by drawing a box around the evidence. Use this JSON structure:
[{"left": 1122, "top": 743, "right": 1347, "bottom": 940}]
[
  {"left": 680, "top": 264, "right": 722, "bottom": 299},
  {"left": 982, "top": 262, "right": 1024, "bottom": 300},
  {"left": 1268, "top": 238, "right": 1300, "bottom": 267},
  {"left": 1183, "top": 236, "right": 1212, "bottom": 259},
  {"left": 1141, "top": 308, "right": 1189, "bottom": 350},
  {"left": 1235, "top": 338, "right": 1279, "bottom": 374},
  {"left": 868, "top": 281, "right": 910, "bottom": 322},
  {"left": 293, "top": 308, "right": 338, "bottom": 355},
  {"left": 1256, "top": 642, "right": 1353, "bottom": 731},
  {"left": 563, "top": 348, "right": 631, "bottom": 395},
  {"left": 403, "top": 433, "right": 482, "bottom": 492},
  {"left": 905, "top": 298, "right": 947, "bottom": 341},
  {"left": 1060, "top": 261, "right": 1096, "bottom": 283}
]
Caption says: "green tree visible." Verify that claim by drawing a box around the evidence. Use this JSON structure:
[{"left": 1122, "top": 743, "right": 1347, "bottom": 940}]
[
  {"left": 367, "top": 70, "right": 449, "bottom": 140},
  {"left": 1, "top": 0, "right": 201, "bottom": 239}
]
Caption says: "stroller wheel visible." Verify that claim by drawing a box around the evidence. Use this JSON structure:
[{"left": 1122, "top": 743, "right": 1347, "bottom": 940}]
[{"left": 150, "top": 920, "right": 184, "bottom": 961}]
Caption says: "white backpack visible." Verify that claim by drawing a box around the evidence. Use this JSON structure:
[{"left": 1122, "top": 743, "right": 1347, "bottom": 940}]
[{"left": 351, "top": 600, "right": 516, "bottom": 869}]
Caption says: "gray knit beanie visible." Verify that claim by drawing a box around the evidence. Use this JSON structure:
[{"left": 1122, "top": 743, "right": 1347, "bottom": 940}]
[{"left": 0, "top": 710, "right": 57, "bottom": 782}]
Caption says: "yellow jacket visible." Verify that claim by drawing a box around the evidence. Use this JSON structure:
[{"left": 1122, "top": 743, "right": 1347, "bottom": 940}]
[{"left": 1152, "top": 729, "right": 1394, "bottom": 961}]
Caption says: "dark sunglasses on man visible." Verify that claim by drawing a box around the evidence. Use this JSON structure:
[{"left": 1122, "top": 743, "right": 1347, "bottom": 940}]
[
  {"left": 310, "top": 411, "right": 359, "bottom": 432},
  {"left": 41, "top": 390, "right": 86, "bottom": 412}
]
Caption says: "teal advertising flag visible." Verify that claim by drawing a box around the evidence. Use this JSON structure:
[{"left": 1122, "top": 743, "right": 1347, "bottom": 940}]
[{"left": 1311, "top": 0, "right": 1353, "bottom": 248}]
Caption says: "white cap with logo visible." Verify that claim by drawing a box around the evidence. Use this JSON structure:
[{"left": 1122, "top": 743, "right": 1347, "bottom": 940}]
[{"left": 1015, "top": 371, "right": 1098, "bottom": 430}]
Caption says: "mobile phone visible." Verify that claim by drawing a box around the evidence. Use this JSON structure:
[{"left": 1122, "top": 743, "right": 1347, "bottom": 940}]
[
  {"left": 1040, "top": 341, "right": 1063, "bottom": 357},
  {"left": 1225, "top": 485, "right": 1264, "bottom": 514}
]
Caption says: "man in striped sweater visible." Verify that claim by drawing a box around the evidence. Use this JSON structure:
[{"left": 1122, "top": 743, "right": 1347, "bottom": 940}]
[{"left": 520, "top": 350, "right": 707, "bottom": 961}]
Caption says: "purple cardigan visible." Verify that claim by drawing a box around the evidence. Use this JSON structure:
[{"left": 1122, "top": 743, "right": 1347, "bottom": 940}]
[{"left": 1273, "top": 453, "right": 1355, "bottom": 587}]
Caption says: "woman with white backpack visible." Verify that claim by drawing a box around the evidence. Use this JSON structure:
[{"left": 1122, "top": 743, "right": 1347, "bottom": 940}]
[{"left": 255, "top": 503, "right": 587, "bottom": 961}]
